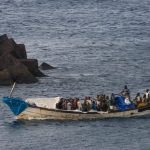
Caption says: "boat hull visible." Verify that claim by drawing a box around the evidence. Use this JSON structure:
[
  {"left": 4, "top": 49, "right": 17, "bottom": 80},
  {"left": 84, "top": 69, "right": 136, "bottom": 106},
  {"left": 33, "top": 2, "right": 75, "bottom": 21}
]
[{"left": 16, "top": 106, "right": 150, "bottom": 120}]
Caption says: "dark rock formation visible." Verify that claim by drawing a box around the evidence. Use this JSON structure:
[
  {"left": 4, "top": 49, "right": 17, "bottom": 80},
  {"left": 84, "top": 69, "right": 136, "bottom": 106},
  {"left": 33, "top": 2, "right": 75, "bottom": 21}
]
[
  {"left": 20, "top": 59, "right": 46, "bottom": 77},
  {"left": 7, "top": 63, "right": 38, "bottom": 84},
  {"left": 0, "top": 34, "right": 46, "bottom": 85},
  {"left": 0, "top": 69, "right": 13, "bottom": 85},
  {"left": 39, "top": 62, "right": 55, "bottom": 70},
  {"left": 0, "top": 34, "right": 15, "bottom": 55}
]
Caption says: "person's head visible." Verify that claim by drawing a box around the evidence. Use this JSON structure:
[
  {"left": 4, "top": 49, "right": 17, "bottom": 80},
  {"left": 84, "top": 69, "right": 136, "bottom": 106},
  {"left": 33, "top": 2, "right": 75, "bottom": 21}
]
[
  {"left": 125, "top": 95, "right": 129, "bottom": 99},
  {"left": 96, "top": 95, "right": 100, "bottom": 98},
  {"left": 146, "top": 89, "right": 149, "bottom": 92},
  {"left": 106, "top": 96, "right": 109, "bottom": 99},
  {"left": 124, "top": 85, "right": 128, "bottom": 89},
  {"left": 137, "top": 92, "right": 140, "bottom": 96},
  {"left": 111, "top": 93, "right": 114, "bottom": 96}
]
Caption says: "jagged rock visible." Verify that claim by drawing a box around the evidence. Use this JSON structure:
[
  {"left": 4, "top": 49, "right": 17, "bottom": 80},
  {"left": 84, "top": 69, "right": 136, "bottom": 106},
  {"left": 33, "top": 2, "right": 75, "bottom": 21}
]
[
  {"left": 7, "top": 63, "right": 38, "bottom": 84},
  {"left": 0, "top": 54, "right": 38, "bottom": 84},
  {"left": 0, "top": 53, "right": 17, "bottom": 70},
  {"left": 0, "top": 34, "right": 15, "bottom": 56},
  {"left": 0, "top": 34, "right": 8, "bottom": 43},
  {"left": 11, "top": 42, "right": 27, "bottom": 59},
  {"left": 0, "top": 69, "right": 13, "bottom": 85},
  {"left": 20, "top": 59, "right": 46, "bottom": 77},
  {"left": 0, "top": 34, "right": 47, "bottom": 85},
  {"left": 39, "top": 62, "right": 55, "bottom": 70},
  {"left": 0, "top": 34, "right": 27, "bottom": 59}
]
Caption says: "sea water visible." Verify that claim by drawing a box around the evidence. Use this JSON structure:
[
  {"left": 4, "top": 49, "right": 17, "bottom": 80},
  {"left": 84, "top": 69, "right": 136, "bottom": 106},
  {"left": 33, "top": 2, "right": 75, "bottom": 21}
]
[{"left": 0, "top": 0, "right": 150, "bottom": 149}]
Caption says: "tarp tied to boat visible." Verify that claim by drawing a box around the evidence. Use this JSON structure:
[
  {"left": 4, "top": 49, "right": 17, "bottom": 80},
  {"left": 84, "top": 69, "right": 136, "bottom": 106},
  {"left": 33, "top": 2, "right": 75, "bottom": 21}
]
[
  {"left": 115, "top": 96, "right": 135, "bottom": 111},
  {"left": 26, "top": 97, "right": 60, "bottom": 109},
  {"left": 2, "top": 97, "right": 28, "bottom": 115}
]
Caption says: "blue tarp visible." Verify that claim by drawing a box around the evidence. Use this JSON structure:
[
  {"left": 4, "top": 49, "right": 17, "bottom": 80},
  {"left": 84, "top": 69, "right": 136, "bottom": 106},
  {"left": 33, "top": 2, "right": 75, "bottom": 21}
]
[
  {"left": 2, "top": 97, "right": 28, "bottom": 115},
  {"left": 115, "top": 96, "right": 135, "bottom": 111}
]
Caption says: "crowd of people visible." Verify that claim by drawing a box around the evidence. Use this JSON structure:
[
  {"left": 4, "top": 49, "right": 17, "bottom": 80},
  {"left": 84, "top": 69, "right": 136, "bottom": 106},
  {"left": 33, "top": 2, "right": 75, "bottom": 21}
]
[
  {"left": 56, "top": 85, "right": 150, "bottom": 112},
  {"left": 121, "top": 85, "right": 150, "bottom": 107}
]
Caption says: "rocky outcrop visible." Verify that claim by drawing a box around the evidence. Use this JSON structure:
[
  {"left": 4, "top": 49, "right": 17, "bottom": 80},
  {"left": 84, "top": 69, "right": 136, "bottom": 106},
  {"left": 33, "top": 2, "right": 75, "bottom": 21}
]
[
  {"left": 0, "top": 34, "right": 27, "bottom": 59},
  {"left": 0, "top": 34, "right": 46, "bottom": 85},
  {"left": 0, "top": 69, "right": 13, "bottom": 85},
  {"left": 39, "top": 62, "right": 55, "bottom": 70},
  {"left": 20, "top": 59, "right": 45, "bottom": 77}
]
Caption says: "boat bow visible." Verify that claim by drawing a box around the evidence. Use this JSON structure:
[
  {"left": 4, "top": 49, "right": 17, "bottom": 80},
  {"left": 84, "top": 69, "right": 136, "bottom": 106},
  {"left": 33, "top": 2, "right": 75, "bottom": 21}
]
[{"left": 2, "top": 97, "right": 29, "bottom": 115}]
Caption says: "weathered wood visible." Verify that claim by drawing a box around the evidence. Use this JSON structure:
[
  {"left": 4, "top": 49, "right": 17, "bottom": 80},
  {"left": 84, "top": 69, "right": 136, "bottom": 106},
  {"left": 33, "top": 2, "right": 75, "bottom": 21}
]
[{"left": 17, "top": 105, "right": 150, "bottom": 120}]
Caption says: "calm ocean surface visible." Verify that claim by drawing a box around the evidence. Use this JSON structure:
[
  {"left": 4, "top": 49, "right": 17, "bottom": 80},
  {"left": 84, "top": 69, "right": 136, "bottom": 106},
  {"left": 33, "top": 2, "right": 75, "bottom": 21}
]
[{"left": 0, "top": 0, "right": 150, "bottom": 149}]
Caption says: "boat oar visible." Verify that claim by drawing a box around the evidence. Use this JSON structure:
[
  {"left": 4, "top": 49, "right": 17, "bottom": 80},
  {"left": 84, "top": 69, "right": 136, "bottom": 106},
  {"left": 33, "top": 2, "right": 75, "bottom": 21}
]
[{"left": 9, "top": 82, "right": 16, "bottom": 98}]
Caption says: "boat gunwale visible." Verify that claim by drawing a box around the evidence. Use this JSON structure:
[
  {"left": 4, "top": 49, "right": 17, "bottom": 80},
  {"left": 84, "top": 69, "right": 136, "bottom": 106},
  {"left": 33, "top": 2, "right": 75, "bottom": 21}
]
[{"left": 28, "top": 104, "right": 150, "bottom": 114}]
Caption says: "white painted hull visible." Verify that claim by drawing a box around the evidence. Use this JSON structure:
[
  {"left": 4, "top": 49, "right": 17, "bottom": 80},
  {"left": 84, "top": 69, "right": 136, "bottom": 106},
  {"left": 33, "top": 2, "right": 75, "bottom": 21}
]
[{"left": 16, "top": 106, "right": 150, "bottom": 120}]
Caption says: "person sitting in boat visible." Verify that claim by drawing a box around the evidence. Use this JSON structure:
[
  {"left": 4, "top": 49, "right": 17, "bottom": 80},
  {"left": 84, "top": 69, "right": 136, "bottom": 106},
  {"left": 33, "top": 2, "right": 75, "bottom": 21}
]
[
  {"left": 96, "top": 99, "right": 101, "bottom": 111},
  {"left": 134, "top": 93, "right": 142, "bottom": 107},
  {"left": 56, "top": 98, "right": 64, "bottom": 109},
  {"left": 82, "top": 99, "right": 91, "bottom": 112},
  {"left": 96, "top": 94, "right": 106, "bottom": 111},
  {"left": 63, "top": 99, "right": 67, "bottom": 110},
  {"left": 100, "top": 95, "right": 109, "bottom": 112},
  {"left": 109, "top": 93, "right": 115, "bottom": 110},
  {"left": 106, "top": 94, "right": 114, "bottom": 111},
  {"left": 96, "top": 95, "right": 101, "bottom": 111},
  {"left": 124, "top": 96, "right": 131, "bottom": 105},
  {"left": 106, "top": 96, "right": 109, "bottom": 103},
  {"left": 143, "top": 89, "right": 150, "bottom": 103},
  {"left": 72, "top": 98, "right": 78, "bottom": 110},
  {"left": 77, "top": 98, "right": 82, "bottom": 111},
  {"left": 92, "top": 100, "right": 97, "bottom": 110},
  {"left": 87, "top": 97, "right": 92, "bottom": 105},
  {"left": 121, "top": 85, "right": 130, "bottom": 99},
  {"left": 67, "top": 100, "right": 72, "bottom": 110},
  {"left": 96, "top": 95, "right": 100, "bottom": 101},
  {"left": 102, "top": 100, "right": 109, "bottom": 112}
]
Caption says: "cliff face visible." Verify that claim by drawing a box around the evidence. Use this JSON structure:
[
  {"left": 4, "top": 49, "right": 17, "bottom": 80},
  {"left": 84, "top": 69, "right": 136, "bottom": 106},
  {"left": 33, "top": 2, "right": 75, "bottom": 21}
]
[{"left": 0, "top": 34, "right": 45, "bottom": 85}]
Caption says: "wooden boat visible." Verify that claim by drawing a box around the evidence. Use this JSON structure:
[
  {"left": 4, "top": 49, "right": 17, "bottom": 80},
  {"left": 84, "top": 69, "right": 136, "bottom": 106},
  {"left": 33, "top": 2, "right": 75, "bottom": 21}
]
[
  {"left": 1, "top": 96, "right": 150, "bottom": 120},
  {"left": 18, "top": 105, "right": 150, "bottom": 120},
  {"left": 1, "top": 83, "right": 150, "bottom": 120}
]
